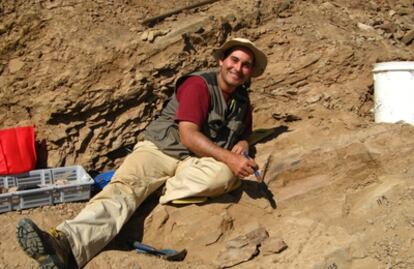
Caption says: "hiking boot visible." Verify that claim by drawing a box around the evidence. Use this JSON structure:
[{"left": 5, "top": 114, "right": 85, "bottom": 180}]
[{"left": 16, "top": 218, "right": 77, "bottom": 269}]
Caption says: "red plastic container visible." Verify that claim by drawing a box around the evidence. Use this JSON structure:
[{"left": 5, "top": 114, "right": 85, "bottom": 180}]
[{"left": 0, "top": 126, "right": 37, "bottom": 175}]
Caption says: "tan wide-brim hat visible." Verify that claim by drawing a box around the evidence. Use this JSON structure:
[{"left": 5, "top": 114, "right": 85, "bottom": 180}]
[{"left": 212, "top": 37, "right": 268, "bottom": 77}]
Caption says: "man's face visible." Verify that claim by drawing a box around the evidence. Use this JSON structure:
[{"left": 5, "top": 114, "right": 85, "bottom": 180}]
[{"left": 218, "top": 46, "right": 254, "bottom": 91}]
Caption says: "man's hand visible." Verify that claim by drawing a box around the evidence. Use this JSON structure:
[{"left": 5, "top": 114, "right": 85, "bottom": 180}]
[
  {"left": 226, "top": 152, "right": 258, "bottom": 178},
  {"left": 231, "top": 140, "right": 249, "bottom": 155},
  {"left": 179, "top": 121, "right": 258, "bottom": 178}
]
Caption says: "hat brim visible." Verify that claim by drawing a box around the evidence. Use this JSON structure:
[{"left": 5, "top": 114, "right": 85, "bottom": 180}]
[{"left": 212, "top": 38, "right": 267, "bottom": 77}]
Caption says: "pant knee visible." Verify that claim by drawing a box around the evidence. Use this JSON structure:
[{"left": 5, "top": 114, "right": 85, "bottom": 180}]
[
  {"left": 189, "top": 161, "right": 237, "bottom": 195},
  {"left": 206, "top": 163, "right": 235, "bottom": 189}
]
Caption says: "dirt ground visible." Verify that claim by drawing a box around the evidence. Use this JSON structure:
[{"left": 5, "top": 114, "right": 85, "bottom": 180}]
[{"left": 1, "top": 0, "right": 414, "bottom": 268}]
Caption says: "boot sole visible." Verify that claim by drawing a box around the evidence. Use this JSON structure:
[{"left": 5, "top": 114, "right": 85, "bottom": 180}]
[{"left": 16, "top": 218, "right": 63, "bottom": 269}]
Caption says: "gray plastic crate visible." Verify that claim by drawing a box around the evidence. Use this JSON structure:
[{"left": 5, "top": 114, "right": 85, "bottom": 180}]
[{"left": 0, "top": 165, "right": 94, "bottom": 213}]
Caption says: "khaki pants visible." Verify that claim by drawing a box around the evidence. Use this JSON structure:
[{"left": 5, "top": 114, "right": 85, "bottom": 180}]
[{"left": 57, "top": 141, "right": 240, "bottom": 267}]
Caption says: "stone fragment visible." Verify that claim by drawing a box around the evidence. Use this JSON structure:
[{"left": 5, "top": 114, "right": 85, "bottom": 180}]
[
  {"left": 0, "top": 23, "right": 6, "bottom": 34},
  {"left": 216, "top": 244, "right": 258, "bottom": 269},
  {"left": 135, "top": 72, "right": 145, "bottom": 82},
  {"left": 306, "top": 94, "right": 323, "bottom": 104},
  {"left": 395, "top": 29, "right": 406, "bottom": 40},
  {"left": 397, "top": 7, "right": 411, "bottom": 16},
  {"left": 140, "top": 31, "right": 148, "bottom": 41},
  {"left": 75, "top": 127, "right": 93, "bottom": 152},
  {"left": 401, "top": 29, "right": 414, "bottom": 45},
  {"left": 376, "top": 23, "right": 397, "bottom": 33},
  {"left": 8, "top": 58, "right": 25, "bottom": 73},
  {"left": 368, "top": 1, "right": 380, "bottom": 11},
  {"left": 274, "top": 0, "right": 292, "bottom": 16},
  {"left": 231, "top": 226, "right": 269, "bottom": 247},
  {"left": 272, "top": 113, "right": 301, "bottom": 122},
  {"left": 226, "top": 238, "right": 249, "bottom": 249},
  {"left": 261, "top": 237, "right": 288, "bottom": 255},
  {"left": 357, "top": 23, "right": 374, "bottom": 31},
  {"left": 147, "top": 31, "right": 155, "bottom": 42},
  {"left": 215, "top": 226, "right": 269, "bottom": 268},
  {"left": 48, "top": 124, "right": 68, "bottom": 143}
]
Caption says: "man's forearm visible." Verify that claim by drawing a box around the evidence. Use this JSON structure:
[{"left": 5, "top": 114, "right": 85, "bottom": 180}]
[
  {"left": 179, "top": 121, "right": 257, "bottom": 178},
  {"left": 181, "top": 126, "right": 233, "bottom": 163}
]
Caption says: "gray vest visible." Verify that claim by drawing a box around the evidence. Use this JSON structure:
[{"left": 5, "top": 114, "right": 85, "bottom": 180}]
[{"left": 144, "top": 70, "right": 251, "bottom": 160}]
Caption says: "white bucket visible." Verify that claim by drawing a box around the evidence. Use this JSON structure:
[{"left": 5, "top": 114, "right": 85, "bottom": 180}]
[{"left": 373, "top": 61, "right": 414, "bottom": 125}]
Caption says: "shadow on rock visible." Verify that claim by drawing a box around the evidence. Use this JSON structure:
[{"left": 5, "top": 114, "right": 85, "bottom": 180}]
[
  {"left": 248, "top": 125, "right": 290, "bottom": 147},
  {"left": 241, "top": 180, "right": 277, "bottom": 209}
]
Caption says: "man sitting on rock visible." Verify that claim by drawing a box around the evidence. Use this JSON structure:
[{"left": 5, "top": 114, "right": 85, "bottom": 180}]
[{"left": 16, "top": 37, "right": 268, "bottom": 269}]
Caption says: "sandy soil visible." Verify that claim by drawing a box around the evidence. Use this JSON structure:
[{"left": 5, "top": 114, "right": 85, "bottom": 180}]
[{"left": 1, "top": 0, "right": 414, "bottom": 268}]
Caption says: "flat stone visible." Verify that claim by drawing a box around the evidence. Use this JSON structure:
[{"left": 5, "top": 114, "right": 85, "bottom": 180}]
[
  {"left": 225, "top": 226, "right": 269, "bottom": 248},
  {"left": 401, "top": 29, "right": 414, "bottom": 45},
  {"left": 0, "top": 23, "right": 6, "bottom": 34},
  {"left": 215, "top": 226, "right": 269, "bottom": 268},
  {"left": 147, "top": 31, "right": 155, "bottom": 42},
  {"left": 8, "top": 58, "right": 25, "bottom": 73},
  {"left": 306, "top": 94, "right": 323, "bottom": 104},
  {"left": 397, "top": 7, "right": 411, "bottom": 16},
  {"left": 261, "top": 237, "right": 288, "bottom": 255},
  {"left": 216, "top": 243, "right": 259, "bottom": 269},
  {"left": 357, "top": 22, "right": 374, "bottom": 31},
  {"left": 140, "top": 31, "right": 148, "bottom": 41}
]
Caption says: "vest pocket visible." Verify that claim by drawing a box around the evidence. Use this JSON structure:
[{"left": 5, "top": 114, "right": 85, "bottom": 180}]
[
  {"left": 227, "top": 121, "right": 245, "bottom": 147},
  {"left": 205, "top": 110, "right": 225, "bottom": 140}
]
